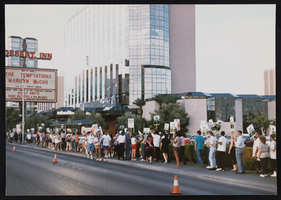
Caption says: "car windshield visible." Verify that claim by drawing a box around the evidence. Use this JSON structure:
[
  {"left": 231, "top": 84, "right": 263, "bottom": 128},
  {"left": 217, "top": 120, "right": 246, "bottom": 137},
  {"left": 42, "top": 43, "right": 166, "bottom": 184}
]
[{"left": 186, "top": 135, "right": 193, "bottom": 139}]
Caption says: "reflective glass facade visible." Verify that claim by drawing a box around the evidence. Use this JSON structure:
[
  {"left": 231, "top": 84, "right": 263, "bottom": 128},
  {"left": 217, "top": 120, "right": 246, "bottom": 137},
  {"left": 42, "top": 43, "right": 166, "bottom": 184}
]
[{"left": 64, "top": 5, "right": 172, "bottom": 107}]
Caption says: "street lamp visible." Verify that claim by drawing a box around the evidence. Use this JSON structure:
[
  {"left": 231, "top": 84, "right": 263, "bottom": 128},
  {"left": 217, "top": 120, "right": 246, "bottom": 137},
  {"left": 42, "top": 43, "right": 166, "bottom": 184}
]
[{"left": 21, "top": 77, "right": 25, "bottom": 144}]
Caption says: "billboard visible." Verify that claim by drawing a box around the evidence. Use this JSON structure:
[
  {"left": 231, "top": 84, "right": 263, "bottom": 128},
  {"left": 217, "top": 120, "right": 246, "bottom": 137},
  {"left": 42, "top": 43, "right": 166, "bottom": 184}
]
[{"left": 6, "top": 67, "right": 57, "bottom": 102}]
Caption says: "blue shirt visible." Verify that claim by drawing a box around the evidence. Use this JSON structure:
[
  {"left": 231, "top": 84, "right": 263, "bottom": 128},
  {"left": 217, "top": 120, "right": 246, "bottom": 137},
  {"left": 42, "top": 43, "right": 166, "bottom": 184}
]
[
  {"left": 195, "top": 135, "right": 204, "bottom": 150},
  {"left": 125, "top": 133, "right": 130, "bottom": 143}
]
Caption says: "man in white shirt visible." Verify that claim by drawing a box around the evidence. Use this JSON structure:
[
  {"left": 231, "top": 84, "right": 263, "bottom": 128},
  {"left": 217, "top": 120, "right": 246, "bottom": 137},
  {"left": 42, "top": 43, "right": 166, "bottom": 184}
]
[
  {"left": 101, "top": 131, "right": 111, "bottom": 158},
  {"left": 151, "top": 131, "right": 161, "bottom": 161},
  {"left": 235, "top": 130, "right": 245, "bottom": 174},
  {"left": 60, "top": 130, "right": 66, "bottom": 151},
  {"left": 252, "top": 131, "right": 261, "bottom": 174},
  {"left": 86, "top": 132, "right": 95, "bottom": 159},
  {"left": 216, "top": 131, "right": 227, "bottom": 171}
]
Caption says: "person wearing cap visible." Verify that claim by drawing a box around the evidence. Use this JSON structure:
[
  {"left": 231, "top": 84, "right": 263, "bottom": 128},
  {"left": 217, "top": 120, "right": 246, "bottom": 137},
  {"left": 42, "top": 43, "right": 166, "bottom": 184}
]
[{"left": 235, "top": 130, "right": 245, "bottom": 174}]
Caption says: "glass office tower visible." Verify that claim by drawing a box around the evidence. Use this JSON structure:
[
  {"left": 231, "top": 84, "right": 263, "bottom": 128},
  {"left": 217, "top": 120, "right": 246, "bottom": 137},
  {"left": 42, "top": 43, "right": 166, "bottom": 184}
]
[{"left": 64, "top": 5, "right": 195, "bottom": 107}]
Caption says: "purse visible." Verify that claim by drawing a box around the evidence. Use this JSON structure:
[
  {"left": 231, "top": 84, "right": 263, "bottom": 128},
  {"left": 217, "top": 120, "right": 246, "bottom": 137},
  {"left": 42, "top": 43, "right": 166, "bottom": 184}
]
[{"left": 95, "top": 145, "right": 100, "bottom": 149}]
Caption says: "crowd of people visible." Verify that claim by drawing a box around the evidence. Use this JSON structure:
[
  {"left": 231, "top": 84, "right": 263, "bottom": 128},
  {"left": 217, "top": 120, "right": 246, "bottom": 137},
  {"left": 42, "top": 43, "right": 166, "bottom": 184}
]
[{"left": 6, "top": 128, "right": 276, "bottom": 177}]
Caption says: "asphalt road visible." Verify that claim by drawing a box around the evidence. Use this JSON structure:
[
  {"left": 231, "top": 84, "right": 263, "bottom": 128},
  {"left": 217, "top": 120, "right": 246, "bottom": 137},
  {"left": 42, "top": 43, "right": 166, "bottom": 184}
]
[{"left": 6, "top": 144, "right": 275, "bottom": 196}]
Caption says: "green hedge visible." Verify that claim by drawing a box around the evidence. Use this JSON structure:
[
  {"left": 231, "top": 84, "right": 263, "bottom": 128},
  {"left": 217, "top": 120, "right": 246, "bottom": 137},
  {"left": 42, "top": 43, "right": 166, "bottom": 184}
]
[{"left": 135, "top": 142, "right": 274, "bottom": 171}]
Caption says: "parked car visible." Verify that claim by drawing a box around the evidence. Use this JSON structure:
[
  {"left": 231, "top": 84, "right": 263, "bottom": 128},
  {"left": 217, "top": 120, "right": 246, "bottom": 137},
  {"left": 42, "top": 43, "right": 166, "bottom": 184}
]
[
  {"left": 189, "top": 136, "right": 198, "bottom": 144},
  {"left": 184, "top": 135, "right": 197, "bottom": 144}
]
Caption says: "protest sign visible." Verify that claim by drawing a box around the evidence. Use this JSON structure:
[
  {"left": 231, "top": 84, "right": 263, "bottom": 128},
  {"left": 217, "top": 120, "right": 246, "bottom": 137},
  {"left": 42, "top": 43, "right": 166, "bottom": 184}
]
[
  {"left": 154, "top": 115, "right": 160, "bottom": 126},
  {"left": 247, "top": 124, "right": 255, "bottom": 137},
  {"left": 174, "top": 119, "right": 180, "bottom": 130},
  {"left": 170, "top": 122, "right": 177, "bottom": 134},
  {"left": 128, "top": 118, "right": 134, "bottom": 128}
]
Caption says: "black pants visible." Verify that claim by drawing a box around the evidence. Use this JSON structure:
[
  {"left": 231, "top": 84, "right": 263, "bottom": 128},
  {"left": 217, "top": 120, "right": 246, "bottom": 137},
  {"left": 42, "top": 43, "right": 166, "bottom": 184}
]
[
  {"left": 61, "top": 138, "right": 66, "bottom": 150},
  {"left": 230, "top": 147, "right": 237, "bottom": 165},
  {"left": 118, "top": 143, "right": 124, "bottom": 160},
  {"left": 36, "top": 137, "right": 40, "bottom": 145},
  {"left": 260, "top": 157, "right": 268, "bottom": 175},
  {"left": 271, "top": 159, "right": 276, "bottom": 172},
  {"left": 255, "top": 160, "right": 261, "bottom": 172},
  {"left": 179, "top": 146, "right": 187, "bottom": 164},
  {"left": 154, "top": 147, "right": 160, "bottom": 161},
  {"left": 216, "top": 151, "right": 225, "bottom": 169}
]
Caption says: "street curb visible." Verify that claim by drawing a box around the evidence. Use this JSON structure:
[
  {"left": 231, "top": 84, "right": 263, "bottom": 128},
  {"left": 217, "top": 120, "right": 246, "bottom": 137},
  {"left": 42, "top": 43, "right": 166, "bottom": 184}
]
[{"left": 8, "top": 143, "right": 276, "bottom": 192}]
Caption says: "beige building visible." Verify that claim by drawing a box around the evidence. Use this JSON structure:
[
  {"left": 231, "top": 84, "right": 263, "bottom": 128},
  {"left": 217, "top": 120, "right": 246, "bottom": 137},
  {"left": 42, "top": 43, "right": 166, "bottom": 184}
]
[{"left": 264, "top": 68, "right": 275, "bottom": 95}]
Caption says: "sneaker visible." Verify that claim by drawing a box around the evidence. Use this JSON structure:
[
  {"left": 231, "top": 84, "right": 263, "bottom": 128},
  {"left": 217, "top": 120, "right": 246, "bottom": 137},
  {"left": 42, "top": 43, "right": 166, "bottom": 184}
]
[
  {"left": 134, "top": 159, "right": 136, "bottom": 161},
  {"left": 140, "top": 159, "right": 145, "bottom": 161},
  {"left": 99, "top": 159, "right": 102, "bottom": 161},
  {"left": 260, "top": 174, "right": 266, "bottom": 177},
  {"left": 206, "top": 166, "right": 211, "bottom": 169},
  {"left": 96, "top": 159, "right": 98, "bottom": 161},
  {"left": 87, "top": 155, "right": 90, "bottom": 159},
  {"left": 164, "top": 160, "right": 167, "bottom": 164},
  {"left": 216, "top": 168, "right": 222, "bottom": 171},
  {"left": 271, "top": 173, "right": 276, "bottom": 177},
  {"left": 91, "top": 155, "right": 93, "bottom": 160},
  {"left": 131, "top": 159, "right": 133, "bottom": 161}
]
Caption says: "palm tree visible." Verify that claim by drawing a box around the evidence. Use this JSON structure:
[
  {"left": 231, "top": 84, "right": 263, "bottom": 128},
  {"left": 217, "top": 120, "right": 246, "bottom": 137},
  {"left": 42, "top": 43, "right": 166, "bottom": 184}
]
[
  {"left": 133, "top": 98, "right": 146, "bottom": 117},
  {"left": 6, "top": 107, "right": 20, "bottom": 132},
  {"left": 163, "top": 94, "right": 177, "bottom": 104},
  {"left": 153, "top": 94, "right": 165, "bottom": 110}
]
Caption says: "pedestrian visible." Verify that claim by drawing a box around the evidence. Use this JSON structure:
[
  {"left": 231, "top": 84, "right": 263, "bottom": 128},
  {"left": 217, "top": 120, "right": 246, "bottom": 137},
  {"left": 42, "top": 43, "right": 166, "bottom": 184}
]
[
  {"left": 109, "top": 134, "right": 114, "bottom": 157},
  {"left": 228, "top": 131, "right": 237, "bottom": 171},
  {"left": 207, "top": 131, "right": 217, "bottom": 170},
  {"left": 51, "top": 132, "right": 56, "bottom": 149},
  {"left": 216, "top": 131, "right": 227, "bottom": 171},
  {"left": 172, "top": 132, "right": 181, "bottom": 167},
  {"left": 235, "top": 130, "right": 245, "bottom": 174},
  {"left": 194, "top": 130, "right": 204, "bottom": 167},
  {"left": 160, "top": 133, "right": 170, "bottom": 164},
  {"left": 206, "top": 134, "right": 211, "bottom": 169},
  {"left": 269, "top": 134, "right": 276, "bottom": 177},
  {"left": 32, "top": 132, "right": 36, "bottom": 144},
  {"left": 27, "top": 132, "right": 32, "bottom": 144},
  {"left": 14, "top": 132, "right": 18, "bottom": 143},
  {"left": 74, "top": 132, "right": 79, "bottom": 152},
  {"left": 61, "top": 130, "right": 66, "bottom": 150},
  {"left": 94, "top": 134, "right": 102, "bottom": 161},
  {"left": 36, "top": 130, "right": 40, "bottom": 145},
  {"left": 71, "top": 133, "right": 76, "bottom": 152},
  {"left": 131, "top": 134, "right": 137, "bottom": 161},
  {"left": 144, "top": 135, "right": 154, "bottom": 164},
  {"left": 253, "top": 131, "right": 262, "bottom": 174},
  {"left": 151, "top": 131, "right": 161, "bottom": 161},
  {"left": 179, "top": 132, "right": 187, "bottom": 165},
  {"left": 125, "top": 130, "right": 131, "bottom": 160},
  {"left": 9, "top": 132, "right": 14, "bottom": 143},
  {"left": 117, "top": 130, "right": 126, "bottom": 161},
  {"left": 48, "top": 132, "right": 53, "bottom": 149},
  {"left": 66, "top": 134, "right": 72, "bottom": 152},
  {"left": 41, "top": 131, "right": 46, "bottom": 148},
  {"left": 101, "top": 131, "right": 111, "bottom": 159},
  {"left": 86, "top": 132, "right": 95, "bottom": 159},
  {"left": 19, "top": 132, "right": 22, "bottom": 144},
  {"left": 140, "top": 133, "right": 147, "bottom": 161},
  {"left": 257, "top": 135, "right": 270, "bottom": 177},
  {"left": 54, "top": 133, "right": 60, "bottom": 151}
]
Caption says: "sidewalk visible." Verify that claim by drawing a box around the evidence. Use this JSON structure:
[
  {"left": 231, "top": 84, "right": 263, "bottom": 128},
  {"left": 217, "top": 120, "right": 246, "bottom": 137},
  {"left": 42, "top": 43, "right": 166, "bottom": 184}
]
[{"left": 8, "top": 142, "right": 277, "bottom": 192}]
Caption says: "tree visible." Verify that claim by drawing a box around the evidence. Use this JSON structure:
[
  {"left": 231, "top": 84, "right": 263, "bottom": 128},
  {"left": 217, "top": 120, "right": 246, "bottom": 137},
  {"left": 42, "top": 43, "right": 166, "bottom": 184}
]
[
  {"left": 150, "top": 103, "right": 190, "bottom": 133},
  {"left": 6, "top": 107, "right": 20, "bottom": 132},
  {"left": 153, "top": 94, "right": 165, "bottom": 110},
  {"left": 133, "top": 98, "right": 146, "bottom": 116},
  {"left": 116, "top": 111, "right": 144, "bottom": 134},
  {"left": 24, "top": 114, "right": 53, "bottom": 132},
  {"left": 248, "top": 112, "right": 272, "bottom": 133},
  {"left": 163, "top": 94, "right": 177, "bottom": 105}
]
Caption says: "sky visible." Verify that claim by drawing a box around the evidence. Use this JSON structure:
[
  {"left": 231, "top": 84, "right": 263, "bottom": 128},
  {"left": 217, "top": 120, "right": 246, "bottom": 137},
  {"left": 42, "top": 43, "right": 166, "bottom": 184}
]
[{"left": 5, "top": 4, "right": 276, "bottom": 96}]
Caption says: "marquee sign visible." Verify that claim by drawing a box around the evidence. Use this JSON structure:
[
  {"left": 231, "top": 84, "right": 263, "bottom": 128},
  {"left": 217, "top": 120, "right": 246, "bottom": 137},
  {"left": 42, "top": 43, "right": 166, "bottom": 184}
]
[
  {"left": 5, "top": 50, "right": 52, "bottom": 60},
  {"left": 6, "top": 67, "right": 57, "bottom": 102}
]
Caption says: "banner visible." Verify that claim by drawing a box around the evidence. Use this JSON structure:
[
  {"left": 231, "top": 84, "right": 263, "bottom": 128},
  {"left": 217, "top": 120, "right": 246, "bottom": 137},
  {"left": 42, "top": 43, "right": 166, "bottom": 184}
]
[
  {"left": 143, "top": 128, "right": 150, "bottom": 134},
  {"left": 154, "top": 115, "right": 160, "bottom": 126},
  {"left": 128, "top": 118, "right": 134, "bottom": 128},
  {"left": 170, "top": 122, "right": 177, "bottom": 134},
  {"left": 92, "top": 124, "right": 99, "bottom": 134},
  {"left": 214, "top": 120, "right": 224, "bottom": 131},
  {"left": 246, "top": 124, "right": 255, "bottom": 137},
  {"left": 164, "top": 123, "right": 169, "bottom": 131},
  {"left": 269, "top": 125, "right": 276, "bottom": 135},
  {"left": 174, "top": 119, "right": 180, "bottom": 130}
]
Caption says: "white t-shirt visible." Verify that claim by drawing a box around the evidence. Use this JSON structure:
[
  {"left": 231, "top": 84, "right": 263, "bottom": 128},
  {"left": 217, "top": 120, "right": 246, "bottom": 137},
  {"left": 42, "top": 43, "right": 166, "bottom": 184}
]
[
  {"left": 27, "top": 134, "right": 32, "bottom": 139},
  {"left": 252, "top": 137, "right": 261, "bottom": 157},
  {"left": 209, "top": 136, "right": 216, "bottom": 147},
  {"left": 61, "top": 133, "right": 66, "bottom": 138},
  {"left": 87, "top": 135, "right": 95, "bottom": 144},
  {"left": 152, "top": 134, "right": 161, "bottom": 147},
  {"left": 270, "top": 140, "right": 276, "bottom": 159},
  {"left": 51, "top": 135, "right": 55, "bottom": 142},
  {"left": 117, "top": 135, "right": 125, "bottom": 143},
  {"left": 55, "top": 135, "right": 60, "bottom": 143},
  {"left": 93, "top": 137, "right": 100, "bottom": 146},
  {"left": 10, "top": 132, "right": 14, "bottom": 137},
  {"left": 131, "top": 137, "right": 137, "bottom": 145},
  {"left": 217, "top": 136, "right": 226, "bottom": 152},
  {"left": 102, "top": 134, "right": 111, "bottom": 146}
]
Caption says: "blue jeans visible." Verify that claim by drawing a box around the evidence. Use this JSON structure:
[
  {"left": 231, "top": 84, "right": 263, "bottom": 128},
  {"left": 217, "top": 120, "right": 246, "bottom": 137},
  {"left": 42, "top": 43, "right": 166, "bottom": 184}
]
[
  {"left": 207, "top": 147, "right": 210, "bottom": 166},
  {"left": 141, "top": 143, "right": 145, "bottom": 159},
  {"left": 196, "top": 149, "right": 203, "bottom": 165},
  {"left": 209, "top": 146, "right": 216, "bottom": 168},
  {"left": 236, "top": 148, "right": 245, "bottom": 173},
  {"left": 126, "top": 142, "right": 130, "bottom": 159}
]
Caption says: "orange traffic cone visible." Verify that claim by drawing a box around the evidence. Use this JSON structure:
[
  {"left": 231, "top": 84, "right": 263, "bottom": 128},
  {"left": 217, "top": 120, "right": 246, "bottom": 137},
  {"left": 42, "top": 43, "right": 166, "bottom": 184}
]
[
  {"left": 170, "top": 175, "right": 182, "bottom": 195},
  {"left": 53, "top": 154, "right": 58, "bottom": 163},
  {"left": 13, "top": 146, "right": 16, "bottom": 152}
]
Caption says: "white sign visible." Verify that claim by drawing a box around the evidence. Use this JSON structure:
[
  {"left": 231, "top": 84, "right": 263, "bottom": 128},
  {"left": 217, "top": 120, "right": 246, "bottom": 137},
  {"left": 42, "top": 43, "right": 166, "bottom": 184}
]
[
  {"left": 46, "top": 128, "right": 50, "bottom": 133},
  {"left": 6, "top": 67, "right": 57, "bottom": 102},
  {"left": 128, "top": 118, "right": 134, "bottom": 128},
  {"left": 143, "top": 128, "right": 150, "bottom": 134},
  {"left": 31, "top": 128, "right": 34, "bottom": 133},
  {"left": 247, "top": 124, "right": 255, "bottom": 137},
  {"left": 170, "top": 122, "right": 177, "bottom": 133},
  {"left": 230, "top": 117, "right": 234, "bottom": 123},
  {"left": 214, "top": 120, "right": 224, "bottom": 131},
  {"left": 269, "top": 125, "right": 276, "bottom": 135},
  {"left": 92, "top": 124, "right": 99, "bottom": 134},
  {"left": 209, "top": 119, "right": 214, "bottom": 127},
  {"left": 174, "top": 119, "right": 180, "bottom": 130},
  {"left": 200, "top": 121, "right": 206, "bottom": 127},
  {"left": 154, "top": 115, "right": 160, "bottom": 126},
  {"left": 164, "top": 123, "right": 169, "bottom": 131}
]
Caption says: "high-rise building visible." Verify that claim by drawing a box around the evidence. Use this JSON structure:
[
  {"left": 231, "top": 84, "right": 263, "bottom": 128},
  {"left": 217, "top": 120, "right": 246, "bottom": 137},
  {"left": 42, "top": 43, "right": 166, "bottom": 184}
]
[
  {"left": 64, "top": 4, "right": 196, "bottom": 108},
  {"left": 264, "top": 68, "right": 275, "bottom": 95}
]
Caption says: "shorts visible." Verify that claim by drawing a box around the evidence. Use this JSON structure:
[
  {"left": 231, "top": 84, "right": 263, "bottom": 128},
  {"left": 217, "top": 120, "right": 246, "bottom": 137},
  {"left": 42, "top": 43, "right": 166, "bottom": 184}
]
[
  {"left": 52, "top": 142, "right": 55, "bottom": 145},
  {"left": 102, "top": 145, "right": 109, "bottom": 150},
  {"left": 145, "top": 149, "right": 153, "bottom": 157},
  {"left": 132, "top": 144, "right": 137, "bottom": 150},
  {"left": 88, "top": 143, "right": 94, "bottom": 151},
  {"left": 67, "top": 142, "right": 71, "bottom": 147}
]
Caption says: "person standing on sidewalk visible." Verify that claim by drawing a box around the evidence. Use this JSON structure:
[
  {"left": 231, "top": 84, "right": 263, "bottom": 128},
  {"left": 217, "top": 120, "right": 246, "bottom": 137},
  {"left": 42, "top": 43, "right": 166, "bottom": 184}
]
[
  {"left": 19, "top": 132, "right": 22, "bottom": 144},
  {"left": 235, "top": 130, "right": 245, "bottom": 174},
  {"left": 61, "top": 130, "right": 66, "bottom": 151},
  {"left": 117, "top": 130, "right": 126, "bottom": 161},
  {"left": 75, "top": 132, "right": 79, "bottom": 152},
  {"left": 86, "top": 132, "right": 95, "bottom": 159},
  {"left": 36, "top": 130, "right": 40, "bottom": 145},
  {"left": 144, "top": 135, "right": 154, "bottom": 164},
  {"left": 160, "top": 133, "right": 170, "bottom": 164},
  {"left": 269, "top": 134, "right": 276, "bottom": 177},
  {"left": 253, "top": 131, "right": 262, "bottom": 174},
  {"left": 131, "top": 134, "right": 137, "bottom": 161},
  {"left": 151, "top": 131, "right": 161, "bottom": 161},
  {"left": 71, "top": 133, "right": 76, "bottom": 152},
  {"left": 94, "top": 134, "right": 101, "bottom": 161},
  {"left": 27, "top": 132, "right": 32, "bottom": 144},
  {"left": 228, "top": 131, "right": 237, "bottom": 171},
  {"left": 194, "top": 130, "right": 204, "bottom": 167},
  {"left": 101, "top": 131, "right": 111, "bottom": 159},
  {"left": 179, "top": 132, "right": 187, "bottom": 165},
  {"left": 41, "top": 131, "right": 46, "bottom": 148},
  {"left": 216, "top": 131, "right": 227, "bottom": 171},
  {"left": 172, "top": 132, "right": 181, "bottom": 167},
  {"left": 207, "top": 131, "right": 216, "bottom": 170},
  {"left": 125, "top": 130, "right": 131, "bottom": 160},
  {"left": 257, "top": 135, "right": 270, "bottom": 177}
]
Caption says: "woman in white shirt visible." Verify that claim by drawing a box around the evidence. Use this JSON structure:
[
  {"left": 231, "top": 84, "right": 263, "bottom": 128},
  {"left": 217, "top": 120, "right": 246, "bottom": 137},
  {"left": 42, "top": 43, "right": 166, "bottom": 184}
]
[
  {"left": 207, "top": 131, "right": 217, "bottom": 170},
  {"left": 131, "top": 134, "right": 137, "bottom": 161},
  {"left": 27, "top": 133, "right": 32, "bottom": 144},
  {"left": 117, "top": 131, "right": 126, "bottom": 161},
  {"left": 270, "top": 135, "right": 276, "bottom": 177}
]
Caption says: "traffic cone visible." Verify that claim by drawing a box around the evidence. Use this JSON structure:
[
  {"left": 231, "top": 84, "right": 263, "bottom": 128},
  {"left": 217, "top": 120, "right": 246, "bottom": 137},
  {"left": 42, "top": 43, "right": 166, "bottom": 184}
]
[
  {"left": 170, "top": 175, "right": 182, "bottom": 195},
  {"left": 53, "top": 154, "right": 58, "bottom": 163},
  {"left": 13, "top": 146, "right": 16, "bottom": 152}
]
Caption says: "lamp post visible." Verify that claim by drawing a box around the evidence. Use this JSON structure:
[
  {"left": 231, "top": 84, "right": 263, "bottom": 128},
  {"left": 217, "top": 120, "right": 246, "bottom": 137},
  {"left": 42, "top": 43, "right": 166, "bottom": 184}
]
[{"left": 22, "top": 77, "right": 25, "bottom": 144}]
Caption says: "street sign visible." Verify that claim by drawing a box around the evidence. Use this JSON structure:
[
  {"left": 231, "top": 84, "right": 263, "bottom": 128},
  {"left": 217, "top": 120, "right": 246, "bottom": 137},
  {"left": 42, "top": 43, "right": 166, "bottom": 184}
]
[
  {"left": 174, "top": 119, "right": 180, "bottom": 130},
  {"left": 128, "top": 118, "right": 134, "bottom": 128}
]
